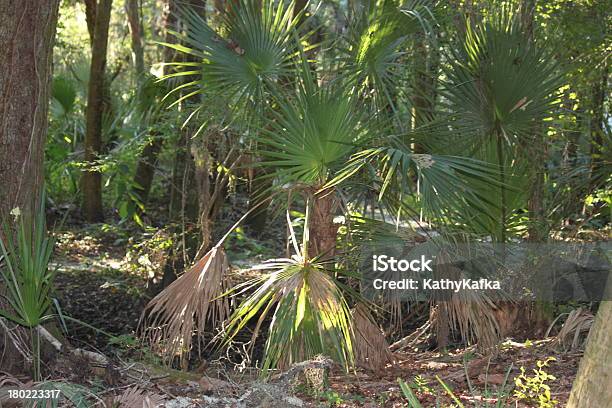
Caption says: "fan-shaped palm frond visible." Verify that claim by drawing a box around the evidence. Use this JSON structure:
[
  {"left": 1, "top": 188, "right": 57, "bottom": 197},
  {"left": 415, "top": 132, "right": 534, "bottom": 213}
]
[
  {"left": 161, "top": 0, "right": 308, "bottom": 115},
  {"left": 443, "top": 6, "right": 562, "bottom": 142},
  {"left": 223, "top": 212, "right": 354, "bottom": 373},
  {"left": 50, "top": 76, "right": 77, "bottom": 119},
  {"left": 337, "top": 0, "right": 439, "bottom": 110},
  {"left": 327, "top": 135, "right": 503, "bottom": 233},
  {"left": 257, "top": 62, "right": 368, "bottom": 186}
]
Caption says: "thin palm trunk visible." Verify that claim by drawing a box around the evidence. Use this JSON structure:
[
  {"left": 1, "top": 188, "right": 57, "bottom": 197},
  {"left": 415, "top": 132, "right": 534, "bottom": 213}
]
[{"left": 308, "top": 188, "right": 338, "bottom": 259}]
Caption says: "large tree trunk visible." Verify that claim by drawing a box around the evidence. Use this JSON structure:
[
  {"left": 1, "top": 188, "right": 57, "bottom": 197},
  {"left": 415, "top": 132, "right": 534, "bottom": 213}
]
[
  {"left": 568, "top": 279, "right": 612, "bottom": 406},
  {"left": 0, "top": 0, "right": 60, "bottom": 374},
  {"left": 82, "top": 0, "right": 113, "bottom": 222},
  {"left": 0, "top": 0, "right": 60, "bottom": 218}
]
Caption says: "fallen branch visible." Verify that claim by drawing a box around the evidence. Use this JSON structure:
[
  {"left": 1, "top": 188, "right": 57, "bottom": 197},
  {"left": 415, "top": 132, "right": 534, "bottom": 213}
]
[
  {"left": 389, "top": 321, "right": 431, "bottom": 352},
  {"left": 36, "top": 325, "right": 108, "bottom": 365}
]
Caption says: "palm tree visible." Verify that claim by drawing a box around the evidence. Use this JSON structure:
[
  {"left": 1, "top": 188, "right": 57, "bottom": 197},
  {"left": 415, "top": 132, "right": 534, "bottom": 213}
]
[{"left": 145, "top": 0, "right": 564, "bottom": 370}]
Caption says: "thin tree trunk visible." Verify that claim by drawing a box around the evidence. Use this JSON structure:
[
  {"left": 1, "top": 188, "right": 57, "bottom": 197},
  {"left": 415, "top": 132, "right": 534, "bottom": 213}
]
[
  {"left": 588, "top": 64, "right": 608, "bottom": 192},
  {"left": 568, "top": 278, "right": 612, "bottom": 406},
  {"left": 412, "top": 32, "right": 438, "bottom": 152},
  {"left": 126, "top": 0, "right": 145, "bottom": 76},
  {"left": 0, "top": 0, "right": 60, "bottom": 374},
  {"left": 0, "top": 0, "right": 60, "bottom": 218},
  {"left": 82, "top": 0, "right": 113, "bottom": 222},
  {"left": 308, "top": 188, "right": 338, "bottom": 259}
]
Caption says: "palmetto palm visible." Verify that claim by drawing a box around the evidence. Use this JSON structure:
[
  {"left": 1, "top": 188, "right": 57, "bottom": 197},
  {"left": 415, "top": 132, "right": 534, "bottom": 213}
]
[
  {"left": 149, "top": 0, "right": 563, "bottom": 369},
  {"left": 161, "top": 0, "right": 308, "bottom": 121},
  {"left": 439, "top": 5, "right": 563, "bottom": 240}
]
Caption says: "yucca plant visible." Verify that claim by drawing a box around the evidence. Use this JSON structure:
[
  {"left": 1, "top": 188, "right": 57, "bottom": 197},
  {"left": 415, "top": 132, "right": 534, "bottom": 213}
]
[{"left": 0, "top": 197, "right": 56, "bottom": 380}]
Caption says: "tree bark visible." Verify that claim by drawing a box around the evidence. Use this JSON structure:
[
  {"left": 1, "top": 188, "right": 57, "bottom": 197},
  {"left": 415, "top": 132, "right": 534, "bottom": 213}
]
[
  {"left": 0, "top": 0, "right": 60, "bottom": 374},
  {"left": 125, "top": 0, "right": 145, "bottom": 76},
  {"left": 308, "top": 188, "right": 338, "bottom": 259},
  {"left": 0, "top": 0, "right": 60, "bottom": 219},
  {"left": 568, "top": 278, "right": 612, "bottom": 406},
  {"left": 82, "top": 0, "right": 113, "bottom": 222}
]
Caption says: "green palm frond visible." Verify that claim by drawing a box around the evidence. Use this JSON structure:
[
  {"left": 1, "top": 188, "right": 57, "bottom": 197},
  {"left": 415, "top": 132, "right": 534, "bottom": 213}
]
[
  {"left": 50, "top": 76, "right": 77, "bottom": 119},
  {"left": 338, "top": 0, "right": 439, "bottom": 109},
  {"left": 161, "top": 0, "right": 308, "bottom": 113},
  {"left": 0, "top": 197, "right": 55, "bottom": 328},
  {"left": 224, "top": 213, "right": 354, "bottom": 373},
  {"left": 442, "top": 5, "right": 563, "bottom": 143},
  {"left": 256, "top": 63, "right": 367, "bottom": 185},
  {"left": 327, "top": 136, "right": 503, "bottom": 231}
]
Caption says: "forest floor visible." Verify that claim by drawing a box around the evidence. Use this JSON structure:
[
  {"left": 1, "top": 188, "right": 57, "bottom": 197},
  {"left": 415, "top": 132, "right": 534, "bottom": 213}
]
[{"left": 46, "top": 223, "right": 584, "bottom": 407}]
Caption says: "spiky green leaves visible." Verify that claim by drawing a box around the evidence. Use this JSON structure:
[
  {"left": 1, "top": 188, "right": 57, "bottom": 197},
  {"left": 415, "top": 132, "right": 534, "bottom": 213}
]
[
  {"left": 258, "top": 70, "right": 366, "bottom": 185},
  {"left": 225, "top": 256, "right": 354, "bottom": 373},
  {"left": 162, "top": 0, "right": 307, "bottom": 112},
  {"left": 0, "top": 199, "right": 55, "bottom": 328},
  {"left": 444, "top": 5, "right": 563, "bottom": 143}
]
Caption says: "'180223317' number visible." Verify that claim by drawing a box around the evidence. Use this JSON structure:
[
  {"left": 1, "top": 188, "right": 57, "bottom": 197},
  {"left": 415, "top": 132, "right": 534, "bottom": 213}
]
[{"left": 8, "top": 389, "right": 61, "bottom": 399}]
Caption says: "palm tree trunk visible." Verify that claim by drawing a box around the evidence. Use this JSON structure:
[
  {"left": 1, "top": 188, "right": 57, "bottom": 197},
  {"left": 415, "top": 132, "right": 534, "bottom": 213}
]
[
  {"left": 308, "top": 188, "right": 338, "bottom": 259},
  {"left": 568, "top": 278, "right": 612, "bottom": 406},
  {"left": 82, "top": 0, "right": 113, "bottom": 222}
]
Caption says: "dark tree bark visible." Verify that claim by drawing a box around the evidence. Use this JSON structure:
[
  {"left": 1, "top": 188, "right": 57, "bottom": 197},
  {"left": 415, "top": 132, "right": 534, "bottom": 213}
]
[
  {"left": 0, "top": 0, "right": 60, "bottom": 374},
  {"left": 126, "top": 0, "right": 145, "bottom": 76},
  {"left": 82, "top": 0, "right": 113, "bottom": 222},
  {"left": 0, "top": 0, "right": 60, "bottom": 219},
  {"left": 84, "top": 0, "right": 97, "bottom": 45}
]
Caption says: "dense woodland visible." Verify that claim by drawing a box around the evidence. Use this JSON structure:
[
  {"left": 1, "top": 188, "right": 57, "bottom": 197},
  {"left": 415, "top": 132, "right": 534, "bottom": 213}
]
[{"left": 0, "top": 0, "right": 610, "bottom": 406}]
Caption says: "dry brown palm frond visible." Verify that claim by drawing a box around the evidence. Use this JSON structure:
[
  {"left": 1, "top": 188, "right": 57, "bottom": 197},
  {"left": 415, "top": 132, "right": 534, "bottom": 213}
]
[
  {"left": 113, "top": 386, "right": 165, "bottom": 408},
  {"left": 430, "top": 257, "right": 503, "bottom": 352},
  {"left": 139, "top": 245, "right": 230, "bottom": 367},
  {"left": 546, "top": 308, "right": 594, "bottom": 351},
  {"left": 352, "top": 303, "right": 393, "bottom": 370},
  {"left": 432, "top": 292, "right": 503, "bottom": 352},
  {"left": 138, "top": 201, "right": 272, "bottom": 368}
]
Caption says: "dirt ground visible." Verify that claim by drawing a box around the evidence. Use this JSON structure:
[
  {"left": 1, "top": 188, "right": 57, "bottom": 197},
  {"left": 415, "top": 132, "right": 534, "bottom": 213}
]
[{"left": 43, "top": 226, "right": 583, "bottom": 407}]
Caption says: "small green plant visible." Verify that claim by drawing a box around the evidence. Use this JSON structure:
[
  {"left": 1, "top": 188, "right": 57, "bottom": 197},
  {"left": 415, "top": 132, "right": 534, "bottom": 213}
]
[
  {"left": 514, "top": 357, "right": 559, "bottom": 408},
  {"left": 321, "top": 390, "right": 344, "bottom": 407},
  {"left": 0, "top": 198, "right": 56, "bottom": 380},
  {"left": 411, "top": 375, "right": 433, "bottom": 394},
  {"left": 398, "top": 377, "right": 427, "bottom": 407}
]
